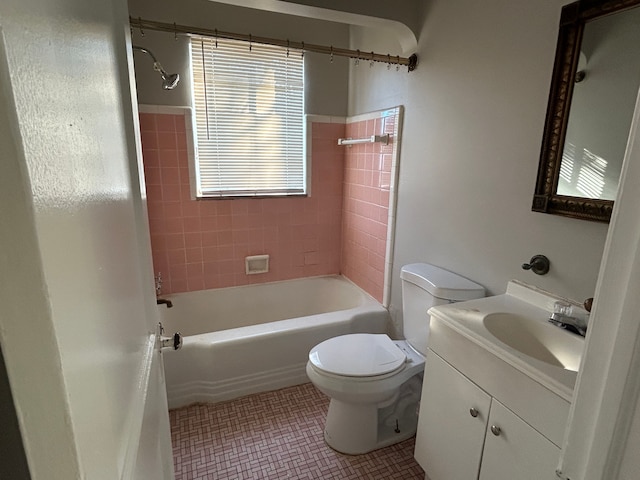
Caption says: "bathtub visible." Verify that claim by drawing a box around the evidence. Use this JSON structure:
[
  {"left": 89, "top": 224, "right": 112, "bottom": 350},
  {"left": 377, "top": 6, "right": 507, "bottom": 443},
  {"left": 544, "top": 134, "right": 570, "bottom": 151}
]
[{"left": 159, "top": 275, "right": 389, "bottom": 408}]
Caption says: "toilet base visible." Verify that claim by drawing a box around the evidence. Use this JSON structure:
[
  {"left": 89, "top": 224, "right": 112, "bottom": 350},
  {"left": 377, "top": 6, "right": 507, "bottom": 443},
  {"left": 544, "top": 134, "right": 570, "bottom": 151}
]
[{"left": 322, "top": 375, "right": 422, "bottom": 455}]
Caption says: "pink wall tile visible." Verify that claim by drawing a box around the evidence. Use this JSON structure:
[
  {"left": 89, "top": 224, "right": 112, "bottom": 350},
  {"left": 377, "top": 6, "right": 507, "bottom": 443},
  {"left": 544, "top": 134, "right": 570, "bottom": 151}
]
[
  {"left": 141, "top": 113, "right": 345, "bottom": 294},
  {"left": 340, "top": 112, "right": 398, "bottom": 303},
  {"left": 141, "top": 110, "right": 396, "bottom": 301}
]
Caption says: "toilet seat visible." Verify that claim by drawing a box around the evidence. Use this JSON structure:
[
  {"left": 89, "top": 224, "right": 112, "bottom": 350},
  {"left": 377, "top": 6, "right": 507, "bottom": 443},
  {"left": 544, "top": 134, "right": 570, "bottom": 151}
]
[{"left": 308, "top": 334, "right": 406, "bottom": 377}]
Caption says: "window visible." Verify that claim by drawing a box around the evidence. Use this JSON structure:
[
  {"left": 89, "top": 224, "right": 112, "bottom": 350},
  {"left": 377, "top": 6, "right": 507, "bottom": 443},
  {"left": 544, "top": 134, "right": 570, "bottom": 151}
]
[{"left": 190, "top": 35, "right": 306, "bottom": 197}]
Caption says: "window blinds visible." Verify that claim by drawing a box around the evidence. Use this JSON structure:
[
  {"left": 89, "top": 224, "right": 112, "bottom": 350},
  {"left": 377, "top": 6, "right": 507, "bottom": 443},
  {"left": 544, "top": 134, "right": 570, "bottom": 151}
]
[{"left": 190, "top": 36, "right": 305, "bottom": 197}]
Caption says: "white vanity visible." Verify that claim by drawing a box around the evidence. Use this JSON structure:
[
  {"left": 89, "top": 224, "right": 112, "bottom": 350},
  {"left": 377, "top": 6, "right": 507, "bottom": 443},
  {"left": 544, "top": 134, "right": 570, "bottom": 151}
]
[{"left": 414, "top": 281, "right": 586, "bottom": 480}]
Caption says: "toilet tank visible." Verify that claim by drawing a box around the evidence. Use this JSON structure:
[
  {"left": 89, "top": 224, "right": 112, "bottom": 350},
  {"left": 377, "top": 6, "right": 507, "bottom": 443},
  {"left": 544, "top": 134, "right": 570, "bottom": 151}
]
[{"left": 401, "top": 263, "right": 485, "bottom": 355}]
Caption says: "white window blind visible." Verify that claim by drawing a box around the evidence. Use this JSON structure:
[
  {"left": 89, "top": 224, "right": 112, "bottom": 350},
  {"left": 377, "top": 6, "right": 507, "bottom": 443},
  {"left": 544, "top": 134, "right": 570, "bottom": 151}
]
[{"left": 190, "top": 35, "right": 306, "bottom": 197}]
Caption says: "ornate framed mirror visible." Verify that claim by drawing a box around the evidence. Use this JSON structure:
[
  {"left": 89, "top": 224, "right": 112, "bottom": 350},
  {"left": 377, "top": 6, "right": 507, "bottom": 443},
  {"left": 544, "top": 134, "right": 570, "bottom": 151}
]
[{"left": 533, "top": 0, "right": 640, "bottom": 222}]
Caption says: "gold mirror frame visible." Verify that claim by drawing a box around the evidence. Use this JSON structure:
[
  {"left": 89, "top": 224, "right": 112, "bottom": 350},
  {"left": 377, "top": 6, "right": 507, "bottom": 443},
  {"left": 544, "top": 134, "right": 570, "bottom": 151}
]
[{"left": 533, "top": 0, "right": 640, "bottom": 223}]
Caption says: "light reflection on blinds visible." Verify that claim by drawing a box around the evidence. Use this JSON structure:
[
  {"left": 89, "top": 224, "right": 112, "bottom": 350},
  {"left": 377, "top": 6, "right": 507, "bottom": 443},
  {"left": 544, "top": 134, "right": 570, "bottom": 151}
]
[
  {"left": 560, "top": 143, "right": 575, "bottom": 185},
  {"left": 190, "top": 35, "right": 305, "bottom": 197},
  {"left": 576, "top": 149, "right": 606, "bottom": 199},
  {"left": 558, "top": 142, "right": 608, "bottom": 199}
]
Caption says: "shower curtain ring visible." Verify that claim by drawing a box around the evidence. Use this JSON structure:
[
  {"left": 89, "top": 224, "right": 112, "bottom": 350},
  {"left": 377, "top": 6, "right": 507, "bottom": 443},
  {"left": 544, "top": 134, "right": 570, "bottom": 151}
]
[
  {"left": 286, "top": 39, "right": 290, "bottom": 57},
  {"left": 215, "top": 29, "right": 218, "bottom": 48},
  {"left": 301, "top": 41, "right": 305, "bottom": 58},
  {"left": 396, "top": 55, "right": 400, "bottom": 71},
  {"left": 174, "top": 22, "right": 178, "bottom": 41},
  {"left": 370, "top": 51, "right": 374, "bottom": 68},
  {"left": 387, "top": 54, "right": 391, "bottom": 70},
  {"left": 330, "top": 45, "right": 334, "bottom": 63},
  {"left": 138, "top": 17, "right": 144, "bottom": 36},
  {"left": 249, "top": 34, "right": 252, "bottom": 52},
  {"left": 355, "top": 49, "right": 360, "bottom": 66}
]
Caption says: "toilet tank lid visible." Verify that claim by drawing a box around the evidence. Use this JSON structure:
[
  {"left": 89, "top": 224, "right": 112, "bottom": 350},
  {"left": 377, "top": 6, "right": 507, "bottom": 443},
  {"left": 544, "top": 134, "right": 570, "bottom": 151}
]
[{"left": 401, "top": 263, "right": 485, "bottom": 301}]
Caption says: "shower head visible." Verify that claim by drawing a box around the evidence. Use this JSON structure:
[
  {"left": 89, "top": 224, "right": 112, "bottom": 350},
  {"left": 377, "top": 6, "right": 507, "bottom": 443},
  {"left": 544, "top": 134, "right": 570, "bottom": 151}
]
[
  {"left": 159, "top": 69, "right": 180, "bottom": 90},
  {"left": 132, "top": 45, "right": 180, "bottom": 90}
]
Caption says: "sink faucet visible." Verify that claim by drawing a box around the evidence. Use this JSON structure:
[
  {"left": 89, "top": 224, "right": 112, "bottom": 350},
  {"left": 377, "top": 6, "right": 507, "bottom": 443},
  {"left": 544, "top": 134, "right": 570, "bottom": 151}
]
[{"left": 549, "top": 301, "right": 589, "bottom": 337}]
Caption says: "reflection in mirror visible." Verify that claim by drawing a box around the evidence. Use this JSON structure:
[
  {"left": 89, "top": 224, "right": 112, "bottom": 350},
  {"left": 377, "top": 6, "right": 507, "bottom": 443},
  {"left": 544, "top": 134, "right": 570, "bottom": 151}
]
[
  {"left": 558, "top": 8, "right": 640, "bottom": 201},
  {"left": 533, "top": 0, "right": 640, "bottom": 222}
]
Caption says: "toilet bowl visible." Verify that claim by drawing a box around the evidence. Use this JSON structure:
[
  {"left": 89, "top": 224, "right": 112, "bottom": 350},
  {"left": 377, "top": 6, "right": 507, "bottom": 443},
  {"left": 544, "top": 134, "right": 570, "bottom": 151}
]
[
  {"left": 306, "top": 264, "right": 485, "bottom": 455},
  {"left": 306, "top": 334, "right": 424, "bottom": 454}
]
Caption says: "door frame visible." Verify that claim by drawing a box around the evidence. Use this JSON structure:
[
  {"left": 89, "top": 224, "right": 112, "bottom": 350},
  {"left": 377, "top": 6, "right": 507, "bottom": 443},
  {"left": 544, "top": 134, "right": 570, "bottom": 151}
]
[{"left": 558, "top": 89, "right": 640, "bottom": 479}]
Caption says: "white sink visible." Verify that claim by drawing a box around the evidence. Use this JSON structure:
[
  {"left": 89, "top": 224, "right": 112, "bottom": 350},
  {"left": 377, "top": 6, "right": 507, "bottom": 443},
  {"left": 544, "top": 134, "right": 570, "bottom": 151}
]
[
  {"left": 427, "top": 280, "right": 587, "bottom": 400},
  {"left": 483, "top": 313, "right": 583, "bottom": 372}
]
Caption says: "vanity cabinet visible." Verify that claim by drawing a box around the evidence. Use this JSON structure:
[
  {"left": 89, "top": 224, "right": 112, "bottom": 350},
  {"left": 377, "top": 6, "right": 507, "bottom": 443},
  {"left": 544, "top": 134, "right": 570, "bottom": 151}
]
[{"left": 415, "top": 351, "right": 560, "bottom": 480}]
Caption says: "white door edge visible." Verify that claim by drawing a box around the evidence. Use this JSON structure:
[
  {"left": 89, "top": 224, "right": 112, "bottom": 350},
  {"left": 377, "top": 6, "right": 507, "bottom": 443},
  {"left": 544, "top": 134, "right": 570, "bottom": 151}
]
[
  {"left": 120, "top": 333, "right": 157, "bottom": 479},
  {"left": 558, "top": 87, "right": 640, "bottom": 480}
]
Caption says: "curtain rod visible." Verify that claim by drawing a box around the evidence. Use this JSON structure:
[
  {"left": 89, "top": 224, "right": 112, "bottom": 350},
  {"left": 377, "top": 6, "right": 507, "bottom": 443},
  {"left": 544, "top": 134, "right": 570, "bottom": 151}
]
[{"left": 129, "top": 17, "right": 418, "bottom": 72}]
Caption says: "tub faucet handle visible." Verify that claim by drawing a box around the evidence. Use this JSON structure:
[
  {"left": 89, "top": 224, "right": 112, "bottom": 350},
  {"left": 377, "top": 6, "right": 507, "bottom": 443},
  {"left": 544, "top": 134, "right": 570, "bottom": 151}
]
[{"left": 155, "top": 272, "right": 163, "bottom": 295}]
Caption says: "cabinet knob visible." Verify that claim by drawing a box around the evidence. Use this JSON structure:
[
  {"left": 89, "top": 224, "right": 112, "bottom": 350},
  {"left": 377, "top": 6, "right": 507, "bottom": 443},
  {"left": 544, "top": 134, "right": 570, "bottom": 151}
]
[
  {"left": 469, "top": 407, "right": 479, "bottom": 418},
  {"left": 490, "top": 425, "right": 501, "bottom": 436}
]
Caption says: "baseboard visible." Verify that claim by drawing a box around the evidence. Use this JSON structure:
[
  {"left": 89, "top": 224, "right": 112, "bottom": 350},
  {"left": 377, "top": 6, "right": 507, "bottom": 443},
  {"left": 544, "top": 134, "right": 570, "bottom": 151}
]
[{"left": 166, "top": 362, "right": 310, "bottom": 409}]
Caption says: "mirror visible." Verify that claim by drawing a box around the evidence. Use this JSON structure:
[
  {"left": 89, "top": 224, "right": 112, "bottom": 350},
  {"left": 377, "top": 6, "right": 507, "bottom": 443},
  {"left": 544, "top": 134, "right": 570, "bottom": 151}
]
[{"left": 533, "top": 0, "right": 640, "bottom": 222}]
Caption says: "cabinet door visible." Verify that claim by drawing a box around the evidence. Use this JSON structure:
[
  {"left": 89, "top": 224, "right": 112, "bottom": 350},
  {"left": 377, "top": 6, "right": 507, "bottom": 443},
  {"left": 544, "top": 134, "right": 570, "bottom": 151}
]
[
  {"left": 415, "top": 351, "right": 492, "bottom": 480},
  {"left": 479, "top": 399, "right": 560, "bottom": 480}
]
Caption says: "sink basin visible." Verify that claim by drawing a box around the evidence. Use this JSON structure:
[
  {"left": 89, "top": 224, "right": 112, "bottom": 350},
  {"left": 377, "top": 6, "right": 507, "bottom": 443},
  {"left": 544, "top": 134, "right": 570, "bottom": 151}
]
[
  {"left": 483, "top": 313, "right": 583, "bottom": 372},
  {"left": 427, "top": 281, "right": 586, "bottom": 399}
]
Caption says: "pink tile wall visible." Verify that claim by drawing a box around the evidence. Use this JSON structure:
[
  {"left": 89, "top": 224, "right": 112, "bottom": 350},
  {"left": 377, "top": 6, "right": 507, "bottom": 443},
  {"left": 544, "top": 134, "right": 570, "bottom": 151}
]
[
  {"left": 340, "top": 113, "right": 397, "bottom": 303},
  {"left": 139, "top": 113, "right": 344, "bottom": 294}
]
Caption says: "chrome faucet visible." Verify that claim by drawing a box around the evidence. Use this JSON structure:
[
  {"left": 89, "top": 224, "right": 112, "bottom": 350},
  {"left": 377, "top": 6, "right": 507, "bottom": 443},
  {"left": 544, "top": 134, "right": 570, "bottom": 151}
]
[{"left": 549, "top": 301, "right": 589, "bottom": 337}]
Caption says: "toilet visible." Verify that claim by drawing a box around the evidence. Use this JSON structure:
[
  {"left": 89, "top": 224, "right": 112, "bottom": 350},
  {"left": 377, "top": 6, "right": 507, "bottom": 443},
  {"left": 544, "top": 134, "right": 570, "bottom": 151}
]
[{"left": 306, "top": 263, "right": 484, "bottom": 454}]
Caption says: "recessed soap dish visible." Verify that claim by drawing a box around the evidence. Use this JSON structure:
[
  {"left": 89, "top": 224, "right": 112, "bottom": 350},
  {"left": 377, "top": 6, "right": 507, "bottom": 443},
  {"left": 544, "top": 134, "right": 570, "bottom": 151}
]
[{"left": 245, "top": 254, "right": 269, "bottom": 275}]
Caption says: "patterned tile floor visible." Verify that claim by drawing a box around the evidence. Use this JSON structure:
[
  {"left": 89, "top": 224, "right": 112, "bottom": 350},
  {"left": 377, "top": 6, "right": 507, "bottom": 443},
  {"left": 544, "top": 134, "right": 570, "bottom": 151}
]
[{"left": 170, "top": 383, "right": 425, "bottom": 479}]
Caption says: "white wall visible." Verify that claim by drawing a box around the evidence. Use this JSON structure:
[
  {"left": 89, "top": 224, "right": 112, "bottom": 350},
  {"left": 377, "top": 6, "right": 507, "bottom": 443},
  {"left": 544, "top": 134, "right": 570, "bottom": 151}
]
[
  {"left": 348, "top": 0, "right": 610, "bottom": 333},
  {"left": 214, "top": 0, "right": 425, "bottom": 53},
  {"left": 128, "top": 0, "right": 350, "bottom": 115}
]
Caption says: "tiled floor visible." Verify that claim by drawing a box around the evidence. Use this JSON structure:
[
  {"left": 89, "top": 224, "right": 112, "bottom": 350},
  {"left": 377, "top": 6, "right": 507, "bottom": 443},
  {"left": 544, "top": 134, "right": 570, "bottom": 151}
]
[{"left": 170, "top": 383, "right": 425, "bottom": 479}]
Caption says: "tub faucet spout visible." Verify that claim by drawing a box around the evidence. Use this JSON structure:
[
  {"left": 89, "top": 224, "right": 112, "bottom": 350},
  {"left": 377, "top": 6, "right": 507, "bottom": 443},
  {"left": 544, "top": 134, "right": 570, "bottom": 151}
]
[{"left": 157, "top": 298, "right": 173, "bottom": 308}]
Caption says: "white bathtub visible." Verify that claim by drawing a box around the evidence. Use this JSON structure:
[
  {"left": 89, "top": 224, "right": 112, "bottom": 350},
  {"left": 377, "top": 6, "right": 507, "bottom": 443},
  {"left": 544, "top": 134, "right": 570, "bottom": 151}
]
[{"left": 159, "top": 275, "right": 390, "bottom": 408}]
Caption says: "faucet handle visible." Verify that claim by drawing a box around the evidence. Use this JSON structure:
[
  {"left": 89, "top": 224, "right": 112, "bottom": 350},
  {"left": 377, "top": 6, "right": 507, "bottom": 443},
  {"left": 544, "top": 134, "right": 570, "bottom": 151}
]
[
  {"left": 584, "top": 297, "right": 593, "bottom": 313},
  {"left": 553, "top": 301, "right": 573, "bottom": 316},
  {"left": 155, "top": 271, "right": 163, "bottom": 295}
]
